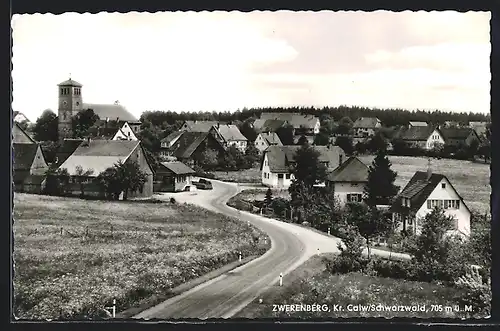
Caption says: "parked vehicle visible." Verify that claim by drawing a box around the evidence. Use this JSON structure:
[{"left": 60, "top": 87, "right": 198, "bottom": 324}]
[{"left": 193, "top": 179, "right": 213, "bottom": 190}]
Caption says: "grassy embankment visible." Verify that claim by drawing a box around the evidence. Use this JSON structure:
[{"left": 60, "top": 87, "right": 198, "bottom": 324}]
[{"left": 13, "top": 193, "right": 270, "bottom": 320}]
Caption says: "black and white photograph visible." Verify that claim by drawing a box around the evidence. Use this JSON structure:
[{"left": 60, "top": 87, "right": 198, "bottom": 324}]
[{"left": 11, "top": 10, "right": 492, "bottom": 320}]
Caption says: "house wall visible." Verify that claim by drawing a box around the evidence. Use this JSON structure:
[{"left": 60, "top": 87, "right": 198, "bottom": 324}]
[
  {"left": 126, "top": 145, "right": 154, "bottom": 198},
  {"left": 119, "top": 123, "right": 138, "bottom": 141},
  {"left": 354, "top": 127, "right": 376, "bottom": 137},
  {"left": 313, "top": 121, "right": 320, "bottom": 134},
  {"left": 396, "top": 178, "right": 471, "bottom": 236},
  {"left": 174, "top": 174, "right": 193, "bottom": 192},
  {"left": 227, "top": 140, "right": 247, "bottom": 152},
  {"left": 255, "top": 134, "right": 269, "bottom": 153},
  {"left": 30, "top": 146, "right": 49, "bottom": 175},
  {"left": 425, "top": 130, "right": 445, "bottom": 149},
  {"left": 333, "top": 182, "right": 367, "bottom": 206},
  {"left": 261, "top": 153, "right": 294, "bottom": 188}
]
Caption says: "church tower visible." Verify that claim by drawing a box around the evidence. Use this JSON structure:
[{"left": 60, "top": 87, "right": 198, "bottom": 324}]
[{"left": 58, "top": 77, "right": 83, "bottom": 140}]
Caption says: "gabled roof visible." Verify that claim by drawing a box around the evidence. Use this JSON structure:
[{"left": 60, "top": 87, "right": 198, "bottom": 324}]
[
  {"left": 85, "top": 126, "right": 121, "bottom": 140},
  {"left": 396, "top": 126, "right": 438, "bottom": 141},
  {"left": 170, "top": 131, "right": 211, "bottom": 159},
  {"left": 13, "top": 122, "right": 36, "bottom": 144},
  {"left": 14, "top": 143, "right": 39, "bottom": 170},
  {"left": 58, "top": 78, "right": 83, "bottom": 87},
  {"left": 160, "top": 161, "right": 195, "bottom": 175},
  {"left": 83, "top": 103, "right": 139, "bottom": 122},
  {"left": 55, "top": 139, "right": 84, "bottom": 166},
  {"left": 391, "top": 171, "right": 470, "bottom": 213},
  {"left": 261, "top": 119, "right": 287, "bottom": 132},
  {"left": 326, "top": 156, "right": 369, "bottom": 183},
  {"left": 409, "top": 121, "right": 428, "bottom": 127},
  {"left": 353, "top": 117, "right": 381, "bottom": 129},
  {"left": 215, "top": 124, "right": 247, "bottom": 141},
  {"left": 58, "top": 140, "right": 140, "bottom": 176},
  {"left": 161, "top": 130, "right": 184, "bottom": 144},
  {"left": 182, "top": 120, "right": 220, "bottom": 132},
  {"left": 263, "top": 145, "right": 345, "bottom": 173},
  {"left": 440, "top": 127, "right": 477, "bottom": 141},
  {"left": 260, "top": 132, "right": 282, "bottom": 146},
  {"left": 259, "top": 112, "right": 319, "bottom": 129}
]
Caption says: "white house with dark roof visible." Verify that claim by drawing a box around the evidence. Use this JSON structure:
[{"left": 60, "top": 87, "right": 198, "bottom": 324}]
[
  {"left": 261, "top": 145, "right": 346, "bottom": 189},
  {"left": 255, "top": 112, "right": 320, "bottom": 135},
  {"left": 57, "top": 78, "right": 141, "bottom": 140},
  {"left": 391, "top": 164, "right": 471, "bottom": 237},
  {"left": 395, "top": 126, "right": 445, "bottom": 150},
  {"left": 255, "top": 132, "right": 283, "bottom": 153},
  {"left": 209, "top": 124, "right": 248, "bottom": 152},
  {"left": 57, "top": 139, "right": 154, "bottom": 198},
  {"left": 352, "top": 117, "right": 382, "bottom": 137},
  {"left": 326, "top": 156, "right": 369, "bottom": 206},
  {"left": 112, "top": 122, "right": 139, "bottom": 141}
]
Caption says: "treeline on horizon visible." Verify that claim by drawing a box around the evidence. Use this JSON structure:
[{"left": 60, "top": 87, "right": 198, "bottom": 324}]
[{"left": 139, "top": 105, "right": 490, "bottom": 128}]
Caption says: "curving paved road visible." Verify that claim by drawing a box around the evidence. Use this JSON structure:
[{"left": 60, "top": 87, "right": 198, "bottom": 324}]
[{"left": 133, "top": 179, "right": 409, "bottom": 320}]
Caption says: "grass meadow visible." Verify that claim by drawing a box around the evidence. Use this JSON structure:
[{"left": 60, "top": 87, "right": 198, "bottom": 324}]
[
  {"left": 13, "top": 193, "right": 269, "bottom": 320},
  {"left": 236, "top": 254, "right": 469, "bottom": 319},
  {"left": 212, "top": 167, "right": 262, "bottom": 184}
]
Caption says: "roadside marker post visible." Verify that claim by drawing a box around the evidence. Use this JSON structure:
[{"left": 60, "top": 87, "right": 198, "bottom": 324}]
[
  {"left": 104, "top": 299, "right": 116, "bottom": 318},
  {"left": 239, "top": 252, "right": 242, "bottom": 262},
  {"left": 279, "top": 273, "right": 283, "bottom": 286},
  {"left": 327, "top": 227, "right": 330, "bottom": 235},
  {"left": 317, "top": 248, "right": 320, "bottom": 255}
]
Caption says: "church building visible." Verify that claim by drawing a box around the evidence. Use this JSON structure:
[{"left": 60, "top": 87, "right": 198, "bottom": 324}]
[{"left": 57, "top": 78, "right": 141, "bottom": 140}]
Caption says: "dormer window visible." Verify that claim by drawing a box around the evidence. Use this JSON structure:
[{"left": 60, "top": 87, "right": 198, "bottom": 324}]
[{"left": 441, "top": 183, "right": 446, "bottom": 189}]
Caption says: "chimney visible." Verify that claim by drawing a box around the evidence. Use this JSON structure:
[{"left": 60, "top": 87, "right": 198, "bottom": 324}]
[
  {"left": 426, "top": 158, "right": 432, "bottom": 180},
  {"left": 217, "top": 122, "right": 220, "bottom": 129}
]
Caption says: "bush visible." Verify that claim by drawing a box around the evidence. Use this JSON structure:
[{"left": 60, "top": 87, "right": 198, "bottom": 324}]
[
  {"left": 227, "top": 197, "right": 254, "bottom": 212},
  {"left": 170, "top": 197, "right": 176, "bottom": 204},
  {"left": 324, "top": 254, "right": 370, "bottom": 274},
  {"left": 271, "top": 198, "right": 289, "bottom": 217},
  {"left": 455, "top": 267, "right": 491, "bottom": 317}
]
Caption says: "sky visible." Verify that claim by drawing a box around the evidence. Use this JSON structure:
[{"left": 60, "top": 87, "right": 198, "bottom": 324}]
[{"left": 11, "top": 11, "right": 491, "bottom": 122}]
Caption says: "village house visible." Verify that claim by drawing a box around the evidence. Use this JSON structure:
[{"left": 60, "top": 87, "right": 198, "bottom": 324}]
[
  {"left": 57, "top": 78, "right": 141, "bottom": 140},
  {"left": 409, "top": 121, "right": 428, "bottom": 127},
  {"left": 13, "top": 122, "right": 49, "bottom": 193},
  {"left": 84, "top": 121, "right": 139, "bottom": 141},
  {"left": 254, "top": 112, "right": 320, "bottom": 135},
  {"left": 391, "top": 165, "right": 471, "bottom": 237},
  {"left": 468, "top": 121, "right": 489, "bottom": 139},
  {"left": 14, "top": 143, "right": 49, "bottom": 193},
  {"left": 57, "top": 139, "right": 154, "bottom": 198},
  {"left": 209, "top": 124, "right": 248, "bottom": 152},
  {"left": 154, "top": 161, "right": 195, "bottom": 192},
  {"left": 261, "top": 145, "right": 346, "bottom": 189},
  {"left": 440, "top": 127, "right": 481, "bottom": 148},
  {"left": 352, "top": 117, "right": 382, "bottom": 138},
  {"left": 258, "top": 119, "right": 289, "bottom": 133},
  {"left": 395, "top": 126, "right": 445, "bottom": 150},
  {"left": 112, "top": 122, "right": 139, "bottom": 141},
  {"left": 326, "top": 156, "right": 369, "bottom": 206},
  {"left": 293, "top": 135, "right": 315, "bottom": 145},
  {"left": 160, "top": 131, "right": 185, "bottom": 157},
  {"left": 161, "top": 131, "right": 225, "bottom": 167},
  {"left": 254, "top": 132, "right": 283, "bottom": 153}
]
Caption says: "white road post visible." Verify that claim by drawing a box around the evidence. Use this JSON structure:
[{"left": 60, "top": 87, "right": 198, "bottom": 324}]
[
  {"left": 112, "top": 299, "right": 116, "bottom": 318},
  {"left": 279, "top": 273, "right": 283, "bottom": 286},
  {"left": 239, "top": 251, "right": 242, "bottom": 262},
  {"left": 327, "top": 227, "right": 330, "bottom": 235},
  {"left": 317, "top": 248, "right": 320, "bottom": 255}
]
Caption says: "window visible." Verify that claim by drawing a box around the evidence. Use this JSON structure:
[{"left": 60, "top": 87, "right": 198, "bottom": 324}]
[
  {"left": 441, "top": 183, "right": 446, "bottom": 189},
  {"left": 444, "top": 200, "right": 449, "bottom": 209},
  {"left": 278, "top": 174, "right": 284, "bottom": 179},
  {"left": 285, "top": 174, "right": 290, "bottom": 179},
  {"left": 427, "top": 200, "right": 431, "bottom": 209},
  {"left": 438, "top": 200, "right": 443, "bottom": 208},
  {"left": 76, "top": 101, "right": 80, "bottom": 106},
  {"left": 347, "top": 194, "right": 362, "bottom": 203}
]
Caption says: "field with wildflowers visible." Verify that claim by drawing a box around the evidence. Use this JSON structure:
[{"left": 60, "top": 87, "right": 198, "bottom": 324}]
[{"left": 13, "top": 193, "right": 269, "bottom": 320}]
